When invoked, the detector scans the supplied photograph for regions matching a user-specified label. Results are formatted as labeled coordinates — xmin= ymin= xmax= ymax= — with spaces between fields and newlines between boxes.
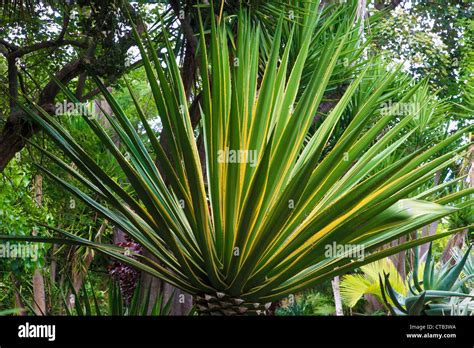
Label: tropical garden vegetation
xmin=0 ymin=0 xmax=472 ymax=317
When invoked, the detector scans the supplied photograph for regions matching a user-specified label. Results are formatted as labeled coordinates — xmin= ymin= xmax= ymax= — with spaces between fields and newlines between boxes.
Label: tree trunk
xmin=332 ymin=276 xmax=344 ymax=316
xmin=32 ymin=270 xmax=46 ymax=315
xmin=50 ymin=244 xmax=58 ymax=284
xmin=11 ymin=274 xmax=26 ymax=316
xmin=138 ymin=250 xmax=194 ymax=315
xmin=162 ymin=281 xmax=193 ymax=315
xmin=138 ymin=255 xmax=163 ymax=315
xmin=356 ymin=0 xmax=367 ymax=39
xmin=32 ymin=174 xmax=46 ymax=315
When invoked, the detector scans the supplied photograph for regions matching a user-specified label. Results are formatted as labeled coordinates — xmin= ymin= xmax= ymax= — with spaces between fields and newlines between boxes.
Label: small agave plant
xmin=380 ymin=244 xmax=474 ymax=315
xmin=1 ymin=1 xmax=472 ymax=315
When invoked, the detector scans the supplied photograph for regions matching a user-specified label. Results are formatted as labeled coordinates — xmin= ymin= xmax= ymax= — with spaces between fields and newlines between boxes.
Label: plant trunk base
xmin=195 ymin=292 xmax=271 ymax=316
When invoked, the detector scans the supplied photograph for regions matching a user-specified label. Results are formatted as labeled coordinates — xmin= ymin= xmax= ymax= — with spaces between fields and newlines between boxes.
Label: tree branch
xmin=0 ymin=38 xmax=18 ymax=51
xmin=169 ymin=0 xmax=198 ymax=97
xmin=0 ymin=6 xmax=148 ymax=172
xmin=10 ymin=40 xmax=87 ymax=59
xmin=7 ymin=57 xmax=18 ymax=110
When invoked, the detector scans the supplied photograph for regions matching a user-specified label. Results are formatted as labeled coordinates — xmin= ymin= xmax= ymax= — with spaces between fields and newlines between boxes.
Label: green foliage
xmin=63 ymin=278 xmax=176 ymax=316
xmin=0 ymin=308 xmax=22 ymax=315
xmin=452 ymin=247 xmax=474 ymax=281
xmin=0 ymin=156 xmax=52 ymax=272
xmin=276 ymin=291 xmax=336 ymax=316
xmin=380 ymin=243 xmax=474 ymax=315
xmin=371 ymin=2 xmax=474 ymax=98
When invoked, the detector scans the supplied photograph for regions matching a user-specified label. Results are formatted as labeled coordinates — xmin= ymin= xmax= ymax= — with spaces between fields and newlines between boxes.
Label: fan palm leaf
xmin=340 ymin=258 xmax=407 ymax=308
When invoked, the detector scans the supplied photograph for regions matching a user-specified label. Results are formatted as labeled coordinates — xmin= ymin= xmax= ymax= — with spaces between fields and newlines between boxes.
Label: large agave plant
xmin=2 ymin=1 xmax=472 ymax=315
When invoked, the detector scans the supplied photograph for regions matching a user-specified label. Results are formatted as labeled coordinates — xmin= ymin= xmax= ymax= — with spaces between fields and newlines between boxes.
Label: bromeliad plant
xmin=2 ymin=1 xmax=473 ymax=315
